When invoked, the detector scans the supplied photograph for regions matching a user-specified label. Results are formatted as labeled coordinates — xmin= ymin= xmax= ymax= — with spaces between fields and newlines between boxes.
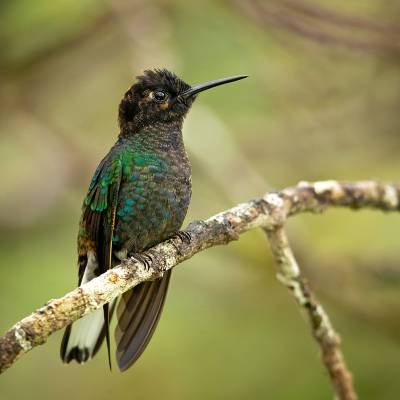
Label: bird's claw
xmin=170 ymin=231 xmax=191 ymax=256
xmin=174 ymin=231 xmax=191 ymax=244
xmin=130 ymin=252 xmax=154 ymax=271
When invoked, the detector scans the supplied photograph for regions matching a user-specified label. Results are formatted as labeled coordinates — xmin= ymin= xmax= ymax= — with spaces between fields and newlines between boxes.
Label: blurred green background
xmin=1 ymin=0 xmax=400 ymax=399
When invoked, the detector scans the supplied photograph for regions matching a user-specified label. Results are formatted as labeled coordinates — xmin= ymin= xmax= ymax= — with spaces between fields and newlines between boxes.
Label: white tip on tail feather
xmin=65 ymin=309 xmax=105 ymax=361
xmin=65 ymin=251 xmax=103 ymax=361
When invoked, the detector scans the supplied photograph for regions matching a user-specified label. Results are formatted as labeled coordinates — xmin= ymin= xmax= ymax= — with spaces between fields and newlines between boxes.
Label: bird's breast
xmin=113 ymin=150 xmax=191 ymax=254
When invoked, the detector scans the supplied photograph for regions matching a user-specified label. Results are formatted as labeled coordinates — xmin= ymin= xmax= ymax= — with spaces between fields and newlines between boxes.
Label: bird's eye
xmin=153 ymin=90 xmax=167 ymax=103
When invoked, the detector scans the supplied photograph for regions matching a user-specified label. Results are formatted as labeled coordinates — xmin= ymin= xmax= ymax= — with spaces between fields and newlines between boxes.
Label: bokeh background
xmin=1 ymin=0 xmax=400 ymax=399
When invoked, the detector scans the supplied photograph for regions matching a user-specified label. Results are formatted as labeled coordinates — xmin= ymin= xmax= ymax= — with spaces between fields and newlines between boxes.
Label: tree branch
xmin=235 ymin=0 xmax=400 ymax=55
xmin=1 ymin=181 xmax=399 ymax=398
xmin=265 ymin=225 xmax=357 ymax=400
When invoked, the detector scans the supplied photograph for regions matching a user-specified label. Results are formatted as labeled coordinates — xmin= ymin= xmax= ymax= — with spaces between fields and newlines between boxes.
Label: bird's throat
xmin=118 ymin=119 xmax=186 ymax=154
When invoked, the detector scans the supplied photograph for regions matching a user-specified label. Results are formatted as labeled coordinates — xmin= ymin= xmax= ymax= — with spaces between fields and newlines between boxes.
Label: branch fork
xmin=2 ymin=180 xmax=399 ymax=399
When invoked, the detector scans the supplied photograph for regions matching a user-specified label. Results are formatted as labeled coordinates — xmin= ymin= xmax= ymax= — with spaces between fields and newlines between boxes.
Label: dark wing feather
xmin=115 ymin=270 xmax=172 ymax=371
xmin=94 ymin=163 xmax=122 ymax=367
xmin=61 ymin=155 xmax=122 ymax=365
xmin=88 ymin=157 xmax=122 ymax=365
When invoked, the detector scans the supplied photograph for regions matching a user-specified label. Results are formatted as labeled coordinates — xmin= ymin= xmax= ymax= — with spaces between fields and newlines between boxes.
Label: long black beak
xmin=181 ymin=75 xmax=248 ymax=99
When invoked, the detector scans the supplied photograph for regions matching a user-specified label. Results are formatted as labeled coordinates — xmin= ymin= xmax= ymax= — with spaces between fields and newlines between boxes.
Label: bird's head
xmin=118 ymin=68 xmax=247 ymax=134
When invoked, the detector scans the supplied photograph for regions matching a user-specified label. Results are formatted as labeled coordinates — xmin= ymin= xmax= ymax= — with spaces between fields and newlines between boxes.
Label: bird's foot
xmin=130 ymin=252 xmax=154 ymax=271
xmin=173 ymin=231 xmax=192 ymax=244
xmin=170 ymin=231 xmax=191 ymax=255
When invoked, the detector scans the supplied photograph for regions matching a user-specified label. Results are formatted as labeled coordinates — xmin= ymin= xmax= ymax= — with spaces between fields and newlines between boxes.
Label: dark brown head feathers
xmin=118 ymin=69 xmax=193 ymax=135
xmin=134 ymin=69 xmax=191 ymax=96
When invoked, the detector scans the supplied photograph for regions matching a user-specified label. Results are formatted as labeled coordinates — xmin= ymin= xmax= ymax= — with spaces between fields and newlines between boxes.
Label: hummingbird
xmin=60 ymin=69 xmax=247 ymax=371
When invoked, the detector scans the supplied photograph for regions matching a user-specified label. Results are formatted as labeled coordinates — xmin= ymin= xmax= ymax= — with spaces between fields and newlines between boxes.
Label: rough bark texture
xmin=1 ymin=180 xmax=399 ymax=399
xmin=265 ymin=226 xmax=357 ymax=400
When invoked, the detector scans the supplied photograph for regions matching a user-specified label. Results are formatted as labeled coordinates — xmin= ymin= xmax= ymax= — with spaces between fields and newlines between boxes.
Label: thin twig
xmin=265 ymin=225 xmax=357 ymax=400
xmin=235 ymin=0 xmax=400 ymax=55
xmin=280 ymin=0 xmax=400 ymax=35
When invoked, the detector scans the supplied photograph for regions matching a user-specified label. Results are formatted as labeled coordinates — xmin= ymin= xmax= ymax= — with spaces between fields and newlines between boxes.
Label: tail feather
xmin=103 ymin=304 xmax=112 ymax=370
xmin=60 ymin=307 xmax=105 ymax=364
xmin=61 ymin=299 xmax=117 ymax=364
xmin=61 ymin=250 xmax=116 ymax=365
xmin=115 ymin=270 xmax=171 ymax=371
xmin=61 ymin=256 xmax=171 ymax=369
